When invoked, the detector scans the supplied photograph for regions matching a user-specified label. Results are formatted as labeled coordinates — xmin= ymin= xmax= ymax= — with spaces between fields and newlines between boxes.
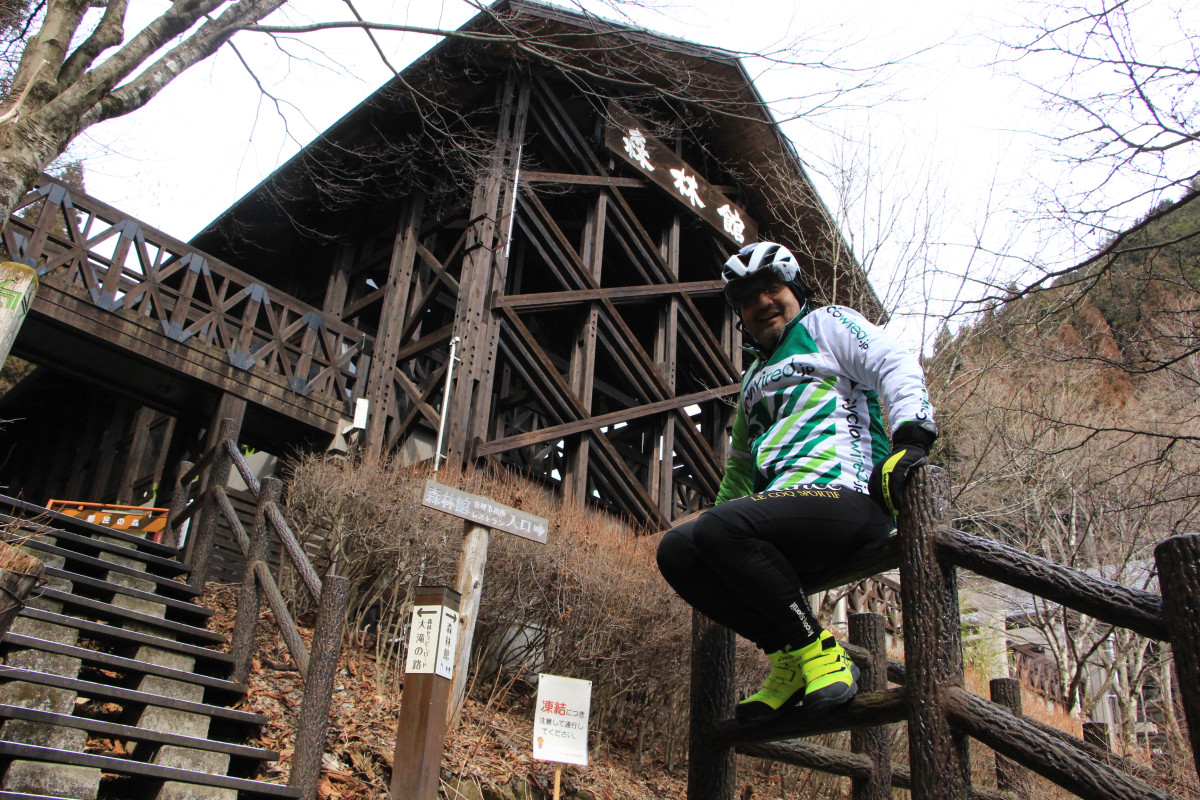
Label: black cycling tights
xmin=656 ymin=487 xmax=892 ymax=654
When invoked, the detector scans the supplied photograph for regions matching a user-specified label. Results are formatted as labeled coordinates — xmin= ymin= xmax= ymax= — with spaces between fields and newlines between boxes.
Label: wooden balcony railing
xmin=2 ymin=177 xmax=366 ymax=406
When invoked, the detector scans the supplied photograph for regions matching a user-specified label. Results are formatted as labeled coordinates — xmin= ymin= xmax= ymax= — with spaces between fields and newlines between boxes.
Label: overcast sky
xmin=64 ymin=0 xmax=1197 ymax=347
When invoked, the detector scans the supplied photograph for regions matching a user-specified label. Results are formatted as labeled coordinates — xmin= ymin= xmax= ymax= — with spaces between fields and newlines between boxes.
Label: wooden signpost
xmin=421 ymin=479 xmax=549 ymax=725
xmin=391 ymin=585 xmax=461 ymax=800
xmin=391 ymin=480 xmax=548 ymax=800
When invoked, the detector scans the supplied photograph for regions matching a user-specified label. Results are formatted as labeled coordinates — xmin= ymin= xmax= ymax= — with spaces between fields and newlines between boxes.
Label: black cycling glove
xmin=868 ymin=420 xmax=937 ymax=516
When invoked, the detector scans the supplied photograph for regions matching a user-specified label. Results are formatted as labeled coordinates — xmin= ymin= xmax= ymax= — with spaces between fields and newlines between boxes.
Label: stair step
xmin=17 ymin=608 xmax=233 ymax=671
xmin=0 ymin=705 xmax=277 ymax=761
xmin=0 ymin=494 xmax=178 ymax=558
xmin=2 ymin=634 xmax=245 ymax=697
xmin=0 ymin=667 xmax=267 ymax=727
xmin=0 ymin=792 xmax=81 ymax=800
xmin=35 ymin=589 xmax=225 ymax=645
xmin=0 ymin=742 xmax=301 ymax=799
xmin=0 ymin=514 xmax=187 ymax=577
xmin=0 ymin=497 xmax=303 ymax=800
xmin=41 ymin=568 xmax=212 ymax=623
xmin=8 ymin=540 xmax=195 ymax=599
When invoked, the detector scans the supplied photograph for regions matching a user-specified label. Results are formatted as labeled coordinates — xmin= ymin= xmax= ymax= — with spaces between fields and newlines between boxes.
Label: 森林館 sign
xmin=421 ymin=479 xmax=548 ymax=544
xmin=604 ymin=103 xmax=758 ymax=247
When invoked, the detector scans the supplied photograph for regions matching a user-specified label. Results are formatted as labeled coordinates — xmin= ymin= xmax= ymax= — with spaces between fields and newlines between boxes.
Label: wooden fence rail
xmin=690 ymin=465 xmax=1200 ymax=800
xmin=167 ymin=417 xmax=349 ymax=800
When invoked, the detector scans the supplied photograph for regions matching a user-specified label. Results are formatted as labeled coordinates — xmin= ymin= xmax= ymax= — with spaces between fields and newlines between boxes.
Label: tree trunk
xmin=0 ymin=114 xmax=79 ymax=226
xmin=0 ymin=543 xmax=45 ymax=637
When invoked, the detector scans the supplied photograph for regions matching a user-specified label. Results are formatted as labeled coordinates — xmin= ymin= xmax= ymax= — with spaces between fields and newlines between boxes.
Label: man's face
xmin=733 ymin=277 xmax=802 ymax=349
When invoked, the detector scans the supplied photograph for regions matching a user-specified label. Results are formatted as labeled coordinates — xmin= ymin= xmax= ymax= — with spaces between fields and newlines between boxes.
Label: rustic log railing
xmin=2 ymin=176 xmax=366 ymax=405
xmin=167 ymin=418 xmax=349 ymax=800
xmin=690 ymin=466 xmax=1200 ymax=800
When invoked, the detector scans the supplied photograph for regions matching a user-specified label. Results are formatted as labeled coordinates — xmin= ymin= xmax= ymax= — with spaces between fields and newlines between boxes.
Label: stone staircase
xmin=0 ymin=494 xmax=300 ymax=800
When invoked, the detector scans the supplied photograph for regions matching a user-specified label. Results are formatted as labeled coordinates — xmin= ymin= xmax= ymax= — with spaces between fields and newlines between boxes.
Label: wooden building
xmin=0 ymin=0 xmax=879 ymax=527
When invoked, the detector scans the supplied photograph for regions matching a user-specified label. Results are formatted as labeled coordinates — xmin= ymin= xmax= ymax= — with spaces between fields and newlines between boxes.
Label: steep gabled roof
xmin=193 ymin=0 xmax=882 ymax=318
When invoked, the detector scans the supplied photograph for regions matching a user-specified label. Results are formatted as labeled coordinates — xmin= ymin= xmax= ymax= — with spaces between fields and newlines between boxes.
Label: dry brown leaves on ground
xmin=202 ymin=583 xmax=696 ymax=800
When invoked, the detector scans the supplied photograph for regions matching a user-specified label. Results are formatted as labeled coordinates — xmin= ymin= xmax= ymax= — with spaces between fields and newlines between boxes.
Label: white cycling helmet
xmin=722 ymin=242 xmax=812 ymax=307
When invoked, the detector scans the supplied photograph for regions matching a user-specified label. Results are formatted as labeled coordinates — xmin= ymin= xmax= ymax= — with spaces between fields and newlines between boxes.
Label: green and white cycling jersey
xmin=715 ymin=305 xmax=934 ymax=502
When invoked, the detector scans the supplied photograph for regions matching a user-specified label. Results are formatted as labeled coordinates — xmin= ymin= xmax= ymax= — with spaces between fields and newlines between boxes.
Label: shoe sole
xmin=735 ymin=691 xmax=803 ymax=723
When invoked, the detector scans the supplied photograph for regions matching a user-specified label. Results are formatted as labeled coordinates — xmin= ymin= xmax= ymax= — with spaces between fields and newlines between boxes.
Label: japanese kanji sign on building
xmin=421 ymin=479 xmax=549 ymax=544
xmin=603 ymin=103 xmax=759 ymax=246
xmin=404 ymin=602 xmax=459 ymax=679
xmin=533 ymin=674 xmax=592 ymax=766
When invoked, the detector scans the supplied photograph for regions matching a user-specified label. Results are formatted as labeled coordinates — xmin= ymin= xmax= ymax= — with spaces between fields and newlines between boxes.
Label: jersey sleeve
xmin=714 ymin=395 xmax=755 ymax=504
xmin=815 ymin=306 xmax=935 ymax=434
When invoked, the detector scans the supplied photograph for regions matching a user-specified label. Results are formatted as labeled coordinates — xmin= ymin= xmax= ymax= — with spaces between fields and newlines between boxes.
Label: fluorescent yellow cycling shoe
xmin=735 ymin=648 xmax=805 ymax=723
xmin=795 ymin=630 xmax=858 ymax=713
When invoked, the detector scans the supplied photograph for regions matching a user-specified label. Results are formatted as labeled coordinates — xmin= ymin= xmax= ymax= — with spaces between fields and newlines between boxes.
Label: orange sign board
xmin=47 ymin=500 xmax=168 ymax=542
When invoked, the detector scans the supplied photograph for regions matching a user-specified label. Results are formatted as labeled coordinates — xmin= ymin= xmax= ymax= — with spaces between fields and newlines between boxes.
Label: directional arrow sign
xmin=405 ymin=604 xmax=459 ymax=679
xmin=422 ymin=479 xmax=548 ymax=544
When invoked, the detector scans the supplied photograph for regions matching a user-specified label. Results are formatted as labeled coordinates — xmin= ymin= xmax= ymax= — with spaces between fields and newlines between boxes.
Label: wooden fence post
xmin=1153 ymin=533 xmax=1200 ymax=780
xmin=850 ymin=611 xmax=891 ymax=800
xmin=185 ymin=418 xmax=238 ymax=590
xmin=688 ymin=610 xmax=736 ymax=800
xmin=990 ymin=677 xmax=1029 ymax=799
xmin=0 ymin=549 xmax=44 ymax=639
xmin=897 ymin=465 xmax=969 ymax=799
xmin=290 ymin=573 xmax=350 ymax=800
xmin=230 ymin=477 xmax=281 ymax=683
xmin=165 ymin=459 xmax=192 ymax=550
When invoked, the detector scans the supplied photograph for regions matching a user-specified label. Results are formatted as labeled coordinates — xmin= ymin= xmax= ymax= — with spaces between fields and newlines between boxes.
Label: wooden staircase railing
xmin=0 ymin=493 xmax=298 ymax=798
xmin=167 ymin=417 xmax=349 ymax=800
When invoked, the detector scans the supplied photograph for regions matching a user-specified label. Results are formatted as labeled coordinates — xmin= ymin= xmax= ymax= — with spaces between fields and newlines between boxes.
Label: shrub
xmin=282 ymin=451 xmax=724 ymax=764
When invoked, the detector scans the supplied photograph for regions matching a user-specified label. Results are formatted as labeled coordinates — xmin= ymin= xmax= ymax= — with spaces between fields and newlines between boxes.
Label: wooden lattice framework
xmin=1 ymin=0 xmax=880 ymax=526
xmin=187 ymin=0 xmax=880 ymax=526
xmin=1 ymin=182 xmax=365 ymax=434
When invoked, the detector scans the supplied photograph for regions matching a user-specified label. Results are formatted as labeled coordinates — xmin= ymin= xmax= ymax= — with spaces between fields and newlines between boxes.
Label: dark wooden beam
xmin=339 ymin=286 xmax=385 ymax=320
xmin=476 ymin=384 xmax=737 ymax=457
xmin=493 ymin=280 xmax=723 ymax=310
xmin=522 ymin=170 xmax=648 ymax=188
xmin=364 ymin=193 xmax=426 ymax=454
xmin=564 ymin=191 xmax=605 ymax=505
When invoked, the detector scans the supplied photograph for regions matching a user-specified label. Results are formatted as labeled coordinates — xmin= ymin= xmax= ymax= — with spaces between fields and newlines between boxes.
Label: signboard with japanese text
xmin=533 ymin=674 xmax=592 ymax=766
xmin=421 ymin=479 xmax=549 ymax=544
xmin=404 ymin=603 xmax=459 ymax=679
xmin=603 ymin=103 xmax=758 ymax=247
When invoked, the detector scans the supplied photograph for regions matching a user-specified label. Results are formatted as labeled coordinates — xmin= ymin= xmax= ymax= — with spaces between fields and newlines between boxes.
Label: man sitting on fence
xmin=657 ymin=242 xmax=936 ymax=722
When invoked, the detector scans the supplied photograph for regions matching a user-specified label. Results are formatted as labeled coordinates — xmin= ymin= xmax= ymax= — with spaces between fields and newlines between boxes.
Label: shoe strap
xmin=804 ymin=650 xmax=851 ymax=681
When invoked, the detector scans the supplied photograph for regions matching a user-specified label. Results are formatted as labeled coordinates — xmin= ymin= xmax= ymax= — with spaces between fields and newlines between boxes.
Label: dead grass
xmin=225 ymin=452 xmax=1200 ymax=799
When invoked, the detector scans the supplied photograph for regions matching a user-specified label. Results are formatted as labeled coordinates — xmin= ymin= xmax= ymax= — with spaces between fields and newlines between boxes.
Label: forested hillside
xmin=927 ymin=188 xmax=1200 ymax=740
